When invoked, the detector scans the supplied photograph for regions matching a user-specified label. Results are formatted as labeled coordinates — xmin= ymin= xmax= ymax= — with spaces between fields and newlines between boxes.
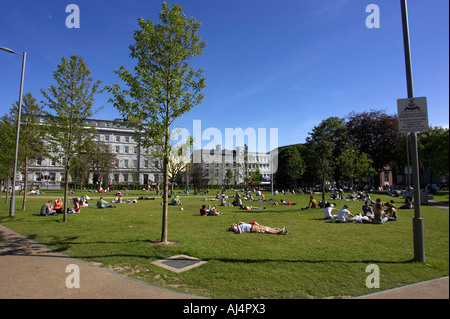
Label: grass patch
xmin=0 ymin=190 xmax=448 ymax=299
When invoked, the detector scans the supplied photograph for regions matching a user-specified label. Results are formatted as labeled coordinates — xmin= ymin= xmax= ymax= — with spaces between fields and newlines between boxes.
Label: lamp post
xmin=0 ymin=47 xmax=26 ymax=218
xmin=399 ymin=1 xmax=425 ymax=262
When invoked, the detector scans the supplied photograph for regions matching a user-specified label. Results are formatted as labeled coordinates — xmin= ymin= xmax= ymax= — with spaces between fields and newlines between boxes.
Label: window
xmin=115 ymin=146 xmax=120 ymax=153
xmin=123 ymin=159 xmax=128 ymax=168
xmin=105 ymin=135 xmax=109 ymax=142
xmin=125 ymin=136 xmax=129 ymax=143
xmin=116 ymin=136 xmax=120 ymax=142
xmin=124 ymin=146 xmax=129 ymax=154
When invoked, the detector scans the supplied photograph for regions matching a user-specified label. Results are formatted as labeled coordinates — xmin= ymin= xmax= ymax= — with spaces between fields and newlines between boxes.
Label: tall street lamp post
xmin=0 ymin=46 xmax=27 ymax=218
xmin=399 ymin=1 xmax=425 ymax=262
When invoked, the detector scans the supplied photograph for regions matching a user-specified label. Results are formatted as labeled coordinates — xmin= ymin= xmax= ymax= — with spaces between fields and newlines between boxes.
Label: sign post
xmin=399 ymin=0 xmax=426 ymax=262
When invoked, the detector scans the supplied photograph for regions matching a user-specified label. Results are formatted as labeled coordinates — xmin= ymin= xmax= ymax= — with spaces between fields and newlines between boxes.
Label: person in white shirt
xmin=228 ymin=221 xmax=288 ymax=235
xmin=323 ymin=202 xmax=339 ymax=220
xmin=336 ymin=205 xmax=356 ymax=223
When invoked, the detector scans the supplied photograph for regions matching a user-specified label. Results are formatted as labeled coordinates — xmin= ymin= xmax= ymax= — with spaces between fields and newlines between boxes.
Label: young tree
xmin=41 ymin=55 xmax=103 ymax=222
xmin=11 ymin=93 xmax=47 ymax=210
xmin=108 ymin=3 xmax=206 ymax=243
xmin=0 ymin=113 xmax=16 ymax=206
xmin=308 ymin=140 xmax=334 ymax=207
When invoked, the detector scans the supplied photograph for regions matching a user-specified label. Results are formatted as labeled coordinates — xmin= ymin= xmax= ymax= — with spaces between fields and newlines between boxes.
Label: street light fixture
xmin=0 ymin=46 xmax=27 ymax=217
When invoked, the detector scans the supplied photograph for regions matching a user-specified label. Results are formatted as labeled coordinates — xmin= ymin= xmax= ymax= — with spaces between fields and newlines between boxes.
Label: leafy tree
xmin=108 ymin=3 xmax=206 ymax=243
xmin=250 ymin=167 xmax=262 ymax=185
xmin=335 ymin=145 xmax=376 ymax=187
xmin=0 ymin=113 xmax=16 ymax=205
xmin=306 ymin=116 xmax=350 ymax=182
xmin=11 ymin=93 xmax=47 ymax=210
xmin=308 ymin=140 xmax=334 ymax=206
xmin=346 ymin=110 xmax=403 ymax=174
xmin=418 ymin=126 xmax=449 ymax=178
xmin=225 ymin=168 xmax=233 ymax=185
xmin=41 ymin=55 xmax=103 ymax=222
xmin=275 ymin=144 xmax=305 ymax=188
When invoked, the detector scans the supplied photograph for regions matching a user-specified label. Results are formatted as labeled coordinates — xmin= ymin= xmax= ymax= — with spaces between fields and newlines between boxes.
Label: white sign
xmin=397 ymin=97 xmax=428 ymax=133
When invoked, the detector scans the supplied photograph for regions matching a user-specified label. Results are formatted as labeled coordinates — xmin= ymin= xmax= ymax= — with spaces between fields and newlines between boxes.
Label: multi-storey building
xmin=25 ymin=118 xmax=162 ymax=189
xmin=21 ymin=119 xmax=274 ymax=189
xmin=191 ymin=144 xmax=272 ymax=185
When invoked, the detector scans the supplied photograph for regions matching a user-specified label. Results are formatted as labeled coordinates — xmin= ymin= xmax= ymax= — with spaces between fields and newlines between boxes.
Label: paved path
xmin=0 ymin=224 xmax=448 ymax=299
xmin=0 ymin=225 xmax=201 ymax=299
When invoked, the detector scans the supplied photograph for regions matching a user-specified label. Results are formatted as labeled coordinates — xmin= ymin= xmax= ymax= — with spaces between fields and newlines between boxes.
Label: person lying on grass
xmin=228 ymin=221 xmax=289 ymax=235
xmin=239 ymin=205 xmax=266 ymax=210
xmin=200 ymin=205 xmax=221 ymax=216
xmin=280 ymin=199 xmax=296 ymax=205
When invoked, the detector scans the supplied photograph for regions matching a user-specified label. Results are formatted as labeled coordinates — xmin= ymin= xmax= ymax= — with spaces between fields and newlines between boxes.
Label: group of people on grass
xmin=322 ymin=198 xmax=399 ymax=224
xmin=40 ymin=196 xmax=117 ymax=216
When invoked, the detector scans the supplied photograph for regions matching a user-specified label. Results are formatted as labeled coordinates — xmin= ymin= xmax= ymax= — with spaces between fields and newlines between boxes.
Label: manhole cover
xmin=151 ymin=255 xmax=207 ymax=273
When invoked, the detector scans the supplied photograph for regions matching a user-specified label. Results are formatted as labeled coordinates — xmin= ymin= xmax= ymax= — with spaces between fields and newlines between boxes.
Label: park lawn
xmin=0 ymin=190 xmax=448 ymax=299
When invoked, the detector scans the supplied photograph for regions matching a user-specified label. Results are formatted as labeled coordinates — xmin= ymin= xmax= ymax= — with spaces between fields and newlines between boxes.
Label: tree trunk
xmin=22 ymin=159 xmax=28 ymax=210
xmin=63 ymin=159 xmax=70 ymax=223
xmin=5 ymin=175 xmax=10 ymax=204
xmin=161 ymin=128 xmax=170 ymax=243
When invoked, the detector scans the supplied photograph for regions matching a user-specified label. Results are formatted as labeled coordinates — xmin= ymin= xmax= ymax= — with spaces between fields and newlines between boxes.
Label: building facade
xmin=191 ymin=144 xmax=272 ymax=185
xmin=21 ymin=118 xmax=274 ymax=189
xmin=24 ymin=118 xmax=162 ymax=189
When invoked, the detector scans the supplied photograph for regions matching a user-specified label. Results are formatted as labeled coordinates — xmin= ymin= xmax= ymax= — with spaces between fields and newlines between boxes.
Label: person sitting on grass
xmin=239 ymin=205 xmax=266 ymax=210
xmin=385 ymin=200 xmax=398 ymax=221
xmin=54 ymin=198 xmax=62 ymax=215
xmin=323 ymin=202 xmax=339 ymax=220
xmin=96 ymin=197 xmax=115 ymax=209
xmin=220 ymin=196 xmax=231 ymax=206
xmin=362 ymin=200 xmax=373 ymax=216
xmin=200 ymin=204 xmax=221 ymax=216
xmin=372 ymin=201 xmax=388 ymax=224
xmin=40 ymin=200 xmax=56 ymax=216
xmin=399 ymin=198 xmax=413 ymax=209
xmin=169 ymin=195 xmax=182 ymax=205
xmin=68 ymin=198 xmax=81 ymax=213
xmin=336 ymin=205 xmax=357 ymax=223
xmin=228 ymin=221 xmax=288 ymax=235
xmin=301 ymin=196 xmax=318 ymax=210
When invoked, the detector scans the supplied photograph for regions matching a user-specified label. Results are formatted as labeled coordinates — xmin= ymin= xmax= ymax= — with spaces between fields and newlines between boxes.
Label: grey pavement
xmin=0 ymin=223 xmax=448 ymax=300
xmin=0 ymin=224 xmax=201 ymax=299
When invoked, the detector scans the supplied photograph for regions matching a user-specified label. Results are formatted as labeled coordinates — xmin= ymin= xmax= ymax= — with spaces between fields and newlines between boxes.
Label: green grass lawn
xmin=0 ymin=189 xmax=448 ymax=299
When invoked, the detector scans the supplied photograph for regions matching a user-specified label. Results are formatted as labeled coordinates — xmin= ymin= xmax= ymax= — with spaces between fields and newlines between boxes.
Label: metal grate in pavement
xmin=151 ymin=255 xmax=207 ymax=273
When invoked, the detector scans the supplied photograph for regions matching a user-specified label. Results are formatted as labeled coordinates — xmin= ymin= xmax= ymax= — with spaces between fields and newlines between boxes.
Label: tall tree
xmin=108 ymin=3 xmax=206 ymax=243
xmin=41 ymin=55 xmax=103 ymax=222
xmin=418 ymin=126 xmax=449 ymax=178
xmin=275 ymin=144 xmax=305 ymax=188
xmin=0 ymin=113 xmax=16 ymax=204
xmin=308 ymin=140 xmax=334 ymax=207
xmin=11 ymin=93 xmax=47 ymax=210
xmin=346 ymin=110 xmax=403 ymax=173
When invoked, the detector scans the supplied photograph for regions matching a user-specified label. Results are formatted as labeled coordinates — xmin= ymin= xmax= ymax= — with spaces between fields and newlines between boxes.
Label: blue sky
xmin=1 ymin=0 xmax=448 ymax=152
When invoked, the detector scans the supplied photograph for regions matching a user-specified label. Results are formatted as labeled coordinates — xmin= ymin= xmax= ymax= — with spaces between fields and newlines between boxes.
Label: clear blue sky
xmin=1 ymin=0 xmax=448 ymax=152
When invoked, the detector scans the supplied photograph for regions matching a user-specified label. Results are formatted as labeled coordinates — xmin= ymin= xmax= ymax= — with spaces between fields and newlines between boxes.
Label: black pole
xmin=400 ymin=0 xmax=425 ymax=262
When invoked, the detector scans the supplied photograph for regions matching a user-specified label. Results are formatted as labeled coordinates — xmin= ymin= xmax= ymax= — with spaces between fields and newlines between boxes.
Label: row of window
xmin=96 ymin=134 xmax=133 ymax=143
xmin=114 ymin=159 xmax=160 ymax=169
